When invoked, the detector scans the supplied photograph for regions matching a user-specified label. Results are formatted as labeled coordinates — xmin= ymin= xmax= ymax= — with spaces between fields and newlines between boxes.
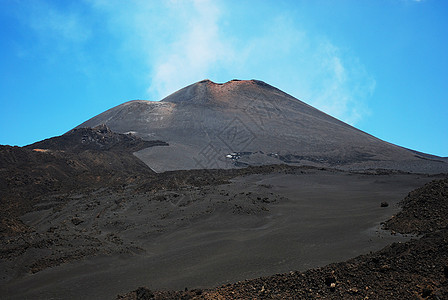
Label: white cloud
xmin=37 ymin=0 xmax=375 ymax=125
xmin=88 ymin=0 xmax=232 ymax=99
xmin=143 ymin=4 xmax=374 ymax=124
xmin=148 ymin=0 xmax=231 ymax=98
xmin=302 ymin=39 xmax=375 ymax=125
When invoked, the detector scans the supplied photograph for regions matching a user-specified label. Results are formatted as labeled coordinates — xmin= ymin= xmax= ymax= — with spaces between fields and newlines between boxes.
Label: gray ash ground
xmin=1 ymin=181 xmax=284 ymax=278
xmin=118 ymin=178 xmax=448 ymax=300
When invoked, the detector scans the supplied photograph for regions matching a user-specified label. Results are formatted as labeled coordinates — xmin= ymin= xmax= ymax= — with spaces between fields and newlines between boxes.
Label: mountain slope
xmin=77 ymin=79 xmax=447 ymax=173
xmin=0 ymin=126 xmax=167 ymax=236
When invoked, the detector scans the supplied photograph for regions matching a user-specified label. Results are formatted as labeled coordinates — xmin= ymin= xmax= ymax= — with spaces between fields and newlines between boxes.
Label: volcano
xmin=77 ymin=79 xmax=447 ymax=173
xmin=2 ymin=79 xmax=448 ymax=299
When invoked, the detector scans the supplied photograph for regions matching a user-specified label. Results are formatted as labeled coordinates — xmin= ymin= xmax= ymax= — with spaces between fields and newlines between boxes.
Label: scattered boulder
xmin=116 ymin=287 xmax=154 ymax=300
xmin=421 ymin=287 xmax=432 ymax=298
xmin=135 ymin=287 xmax=154 ymax=300
xmin=71 ymin=217 xmax=83 ymax=226
xmin=325 ymin=274 xmax=337 ymax=291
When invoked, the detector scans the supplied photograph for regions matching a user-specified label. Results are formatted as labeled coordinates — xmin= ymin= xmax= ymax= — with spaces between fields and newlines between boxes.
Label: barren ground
xmin=1 ymin=167 xmax=442 ymax=299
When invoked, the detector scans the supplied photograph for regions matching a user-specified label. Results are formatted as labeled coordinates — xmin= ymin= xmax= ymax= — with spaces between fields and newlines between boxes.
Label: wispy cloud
xmin=11 ymin=0 xmax=92 ymax=74
xmin=19 ymin=1 xmax=91 ymax=46
xmin=302 ymin=39 xmax=375 ymax=124
xmin=16 ymin=0 xmax=375 ymax=125
xmin=148 ymin=0 xmax=232 ymax=98
xmin=141 ymin=2 xmax=374 ymax=124
xmin=89 ymin=0 xmax=236 ymax=99
xmin=219 ymin=15 xmax=375 ymax=125
xmin=401 ymin=0 xmax=425 ymax=4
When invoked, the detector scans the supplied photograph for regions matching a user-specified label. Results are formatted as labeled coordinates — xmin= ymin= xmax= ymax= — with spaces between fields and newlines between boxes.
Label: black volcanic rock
xmin=26 ymin=124 xmax=168 ymax=153
xmin=76 ymin=79 xmax=448 ymax=173
xmin=384 ymin=178 xmax=448 ymax=234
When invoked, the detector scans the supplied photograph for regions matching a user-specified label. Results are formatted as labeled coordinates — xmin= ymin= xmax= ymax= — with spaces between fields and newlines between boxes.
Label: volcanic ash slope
xmin=77 ymin=79 xmax=448 ymax=173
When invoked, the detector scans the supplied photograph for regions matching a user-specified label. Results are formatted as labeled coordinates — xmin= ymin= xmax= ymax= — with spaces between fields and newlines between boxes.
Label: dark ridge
xmin=250 ymin=79 xmax=289 ymax=95
xmin=25 ymin=124 xmax=168 ymax=153
xmin=197 ymin=78 xmax=270 ymax=87
xmin=251 ymin=79 xmax=273 ymax=88
xmin=198 ymin=79 xmax=211 ymax=84
xmin=384 ymin=178 xmax=448 ymax=234
xmin=197 ymin=79 xmax=242 ymax=85
xmin=415 ymin=155 xmax=446 ymax=163
xmin=0 ymin=145 xmax=156 ymax=237
xmin=1 ymin=126 xmax=169 ymax=236
xmin=406 ymin=148 xmax=448 ymax=163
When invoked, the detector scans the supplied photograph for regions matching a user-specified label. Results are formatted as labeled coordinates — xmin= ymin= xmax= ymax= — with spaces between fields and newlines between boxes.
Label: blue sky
xmin=1 ymin=0 xmax=447 ymax=156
